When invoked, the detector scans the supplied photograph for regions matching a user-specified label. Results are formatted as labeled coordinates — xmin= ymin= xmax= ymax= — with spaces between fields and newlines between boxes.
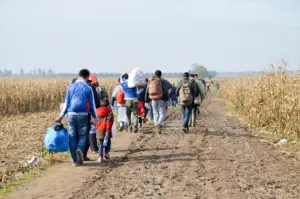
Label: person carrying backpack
xmin=146 ymin=70 xmax=169 ymax=134
xmin=55 ymin=69 xmax=98 ymax=167
xmin=194 ymin=74 xmax=206 ymax=115
xmin=94 ymin=85 xmax=114 ymax=163
xmin=198 ymin=77 xmax=207 ymax=96
xmin=120 ymin=73 xmax=139 ymax=133
xmin=189 ymin=74 xmax=205 ymax=127
xmin=176 ymin=72 xmax=195 ymax=133
xmin=112 ymin=77 xmax=128 ymax=132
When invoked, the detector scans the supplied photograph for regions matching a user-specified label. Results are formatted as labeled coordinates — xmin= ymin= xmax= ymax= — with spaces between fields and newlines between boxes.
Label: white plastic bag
xmin=128 ymin=67 xmax=146 ymax=88
xmin=112 ymin=123 xmax=117 ymax=137
xmin=89 ymin=124 xmax=96 ymax=134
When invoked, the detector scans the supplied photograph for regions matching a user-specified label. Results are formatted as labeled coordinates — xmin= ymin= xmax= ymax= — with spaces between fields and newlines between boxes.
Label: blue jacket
xmin=121 ymin=81 xmax=138 ymax=101
xmin=59 ymin=79 xmax=97 ymax=119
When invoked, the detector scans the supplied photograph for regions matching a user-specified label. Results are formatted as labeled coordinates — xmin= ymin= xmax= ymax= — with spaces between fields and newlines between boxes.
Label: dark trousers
xmin=190 ymin=104 xmax=199 ymax=126
xmin=89 ymin=134 xmax=98 ymax=152
xmin=83 ymin=115 xmax=91 ymax=158
xmin=98 ymin=139 xmax=111 ymax=157
xmin=83 ymin=115 xmax=98 ymax=158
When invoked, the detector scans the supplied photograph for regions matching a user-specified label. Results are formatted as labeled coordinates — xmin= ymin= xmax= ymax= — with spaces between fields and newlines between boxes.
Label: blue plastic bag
xmin=44 ymin=126 xmax=69 ymax=152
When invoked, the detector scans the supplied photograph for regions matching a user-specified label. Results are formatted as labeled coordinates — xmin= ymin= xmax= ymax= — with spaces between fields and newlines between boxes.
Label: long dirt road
xmin=7 ymin=93 xmax=300 ymax=199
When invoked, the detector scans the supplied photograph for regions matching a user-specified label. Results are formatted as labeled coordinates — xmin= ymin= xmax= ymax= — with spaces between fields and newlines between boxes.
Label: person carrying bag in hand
xmin=55 ymin=69 xmax=98 ymax=167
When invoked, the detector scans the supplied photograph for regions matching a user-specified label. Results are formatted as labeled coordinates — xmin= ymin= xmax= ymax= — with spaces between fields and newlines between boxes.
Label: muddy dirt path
xmin=7 ymin=93 xmax=300 ymax=199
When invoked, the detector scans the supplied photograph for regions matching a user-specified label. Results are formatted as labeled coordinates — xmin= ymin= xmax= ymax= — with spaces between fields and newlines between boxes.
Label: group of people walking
xmin=55 ymin=69 xmax=207 ymax=166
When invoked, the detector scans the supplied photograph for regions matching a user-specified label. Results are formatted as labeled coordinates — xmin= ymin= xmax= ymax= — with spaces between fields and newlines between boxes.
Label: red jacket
xmin=96 ymin=106 xmax=114 ymax=139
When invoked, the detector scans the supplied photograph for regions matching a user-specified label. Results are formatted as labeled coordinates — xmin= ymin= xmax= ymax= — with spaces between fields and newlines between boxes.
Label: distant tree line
xmin=0 ymin=69 xmax=13 ymax=77
xmin=0 ymin=65 xmax=218 ymax=78
xmin=190 ymin=63 xmax=217 ymax=78
xmin=0 ymin=68 xmax=188 ymax=78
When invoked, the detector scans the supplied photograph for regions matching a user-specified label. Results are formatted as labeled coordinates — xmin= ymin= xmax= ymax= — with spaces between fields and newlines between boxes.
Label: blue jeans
xmin=181 ymin=106 xmax=192 ymax=128
xmin=152 ymin=100 xmax=167 ymax=126
xmin=98 ymin=139 xmax=111 ymax=157
xmin=68 ymin=115 xmax=89 ymax=163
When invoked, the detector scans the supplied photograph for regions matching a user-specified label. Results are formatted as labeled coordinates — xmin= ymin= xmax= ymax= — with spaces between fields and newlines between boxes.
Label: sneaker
xmin=182 ymin=128 xmax=189 ymax=133
xmin=119 ymin=125 xmax=124 ymax=132
xmin=134 ymin=128 xmax=138 ymax=133
xmin=76 ymin=149 xmax=84 ymax=165
xmin=98 ymin=156 xmax=103 ymax=163
xmin=156 ymin=125 xmax=161 ymax=134
xmin=83 ymin=157 xmax=91 ymax=161
xmin=104 ymin=153 xmax=110 ymax=160
xmin=143 ymin=118 xmax=148 ymax=124
xmin=72 ymin=162 xmax=80 ymax=167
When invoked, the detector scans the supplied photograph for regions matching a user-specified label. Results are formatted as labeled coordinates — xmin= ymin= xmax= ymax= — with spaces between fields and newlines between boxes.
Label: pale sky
xmin=0 ymin=0 xmax=299 ymax=73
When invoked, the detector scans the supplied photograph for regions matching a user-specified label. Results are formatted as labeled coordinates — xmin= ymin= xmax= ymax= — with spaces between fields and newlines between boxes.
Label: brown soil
xmin=6 ymin=93 xmax=300 ymax=199
xmin=0 ymin=111 xmax=58 ymax=187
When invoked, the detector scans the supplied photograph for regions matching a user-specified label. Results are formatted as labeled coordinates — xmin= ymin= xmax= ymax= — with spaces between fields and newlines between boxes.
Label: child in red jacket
xmin=138 ymin=101 xmax=145 ymax=128
xmin=95 ymin=86 xmax=114 ymax=163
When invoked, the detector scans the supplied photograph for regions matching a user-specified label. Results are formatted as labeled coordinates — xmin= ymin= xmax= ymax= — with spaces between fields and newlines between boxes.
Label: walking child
xmin=95 ymin=86 xmax=114 ymax=163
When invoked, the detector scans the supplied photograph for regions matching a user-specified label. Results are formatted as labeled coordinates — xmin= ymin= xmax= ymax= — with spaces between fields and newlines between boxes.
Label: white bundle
xmin=128 ymin=67 xmax=146 ymax=88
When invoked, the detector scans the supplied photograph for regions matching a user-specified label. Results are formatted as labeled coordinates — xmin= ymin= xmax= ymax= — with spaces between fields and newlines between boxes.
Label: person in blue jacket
xmin=120 ymin=73 xmax=139 ymax=133
xmin=55 ymin=69 xmax=98 ymax=167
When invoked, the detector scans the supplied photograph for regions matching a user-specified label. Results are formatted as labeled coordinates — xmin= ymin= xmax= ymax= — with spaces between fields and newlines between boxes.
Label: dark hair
xmin=118 ymin=78 xmax=120 ymax=83
xmin=87 ymin=80 xmax=92 ymax=86
xmin=155 ymin=70 xmax=162 ymax=78
xmin=123 ymin=73 xmax=129 ymax=80
xmin=190 ymin=74 xmax=195 ymax=78
xmin=183 ymin=72 xmax=189 ymax=78
xmin=145 ymin=78 xmax=149 ymax=82
xmin=71 ymin=78 xmax=78 ymax=83
xmin=78 ymin=69 xmax=90 ymax=79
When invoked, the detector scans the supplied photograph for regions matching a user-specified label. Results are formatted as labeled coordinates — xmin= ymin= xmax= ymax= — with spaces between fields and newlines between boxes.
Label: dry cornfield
xmin=0 ymin=77 xmax=116 ymax=188
xmin=0 ymin=77 xmax=116 ymax=116
xmin=218 ymin=66 xmax=300 ymax=140
xmin=0 ymin=76 xmax=178 ymax=188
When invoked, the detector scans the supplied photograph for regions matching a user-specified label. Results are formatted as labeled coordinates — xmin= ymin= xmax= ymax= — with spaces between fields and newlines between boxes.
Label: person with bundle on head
xmin=120 ymin=73 xmax=139 ymax=133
